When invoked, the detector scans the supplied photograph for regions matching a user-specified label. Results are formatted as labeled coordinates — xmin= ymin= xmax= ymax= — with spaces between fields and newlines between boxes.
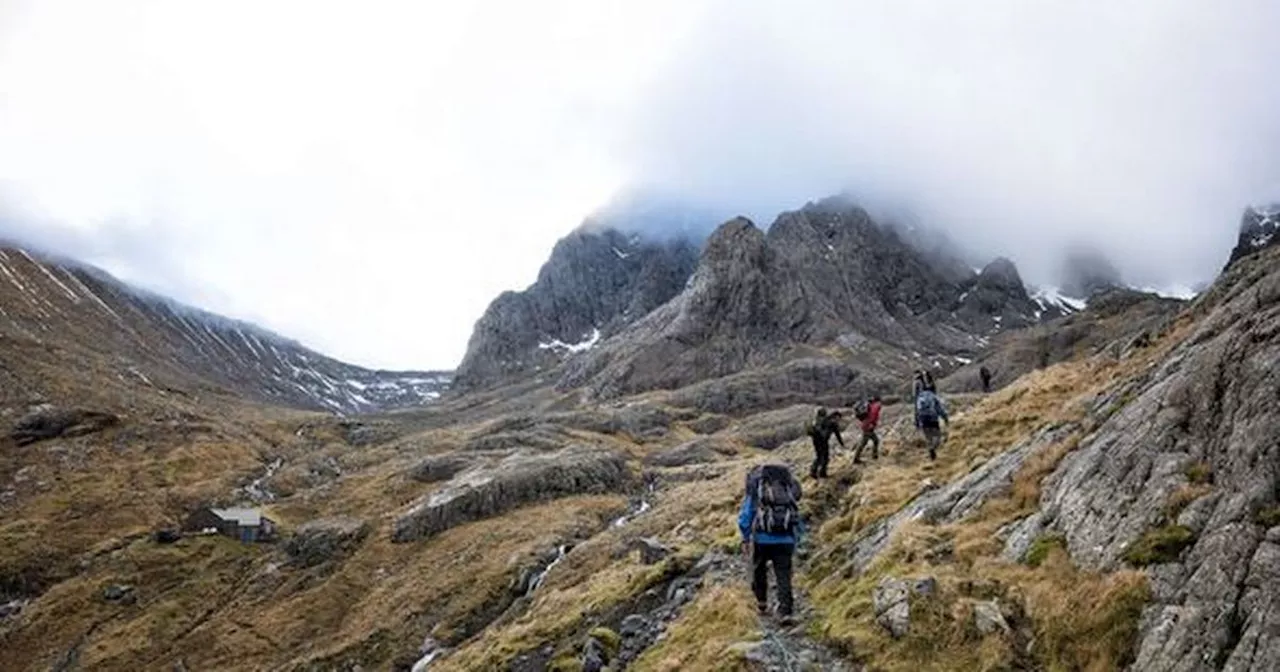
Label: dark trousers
xmin=810 ymin=438 xmax=830 ymax=478
xmin=751 ymin=542 xmax=794 ymax=615
xmin=854 ymin=430 xmax=880 ymax=460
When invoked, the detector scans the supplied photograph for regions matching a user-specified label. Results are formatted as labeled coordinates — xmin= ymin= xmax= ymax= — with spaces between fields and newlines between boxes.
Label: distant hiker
xmin=739 ymin=463 xmax=803 ymax=623
xmin=979 ymin=365 xmax=993 ymax=393
xmin=852 ymin=395 xmax=882 ymax=464
xmin=805 ymin=408 xmax=845 ymax=479
xmin=912 ymin=368 xmax=937 ymax=399
xmin=915 ymin=389 xmax=949 ymax=460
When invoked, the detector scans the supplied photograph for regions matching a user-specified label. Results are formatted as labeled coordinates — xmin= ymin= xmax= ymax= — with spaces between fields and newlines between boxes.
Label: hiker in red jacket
xmin=852 ymin=395 xmax=882 ymax=464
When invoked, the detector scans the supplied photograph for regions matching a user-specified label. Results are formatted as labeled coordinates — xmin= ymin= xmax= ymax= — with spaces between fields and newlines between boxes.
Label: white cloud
xmin=1 ymin=0 xmax=1278 ymax=369
xmin=0 ymin=0 xmax=700 ymax=369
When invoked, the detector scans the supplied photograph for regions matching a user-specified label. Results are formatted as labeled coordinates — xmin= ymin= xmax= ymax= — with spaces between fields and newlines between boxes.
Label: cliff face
xmin=1005 ymin=246 xmax=1280 ymax=670
xmin=452 ymin=227 xmax=699 ymax=390
xmin=1225 ymin=204 xmax=1280 ymax=270
xmin=559 ymin=202 xmax=1055 ymax=400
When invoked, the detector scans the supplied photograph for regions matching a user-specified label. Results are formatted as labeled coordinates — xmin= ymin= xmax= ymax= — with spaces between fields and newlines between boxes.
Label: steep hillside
xmin=1225 ymin=204 xmax=1280 ymax=269
xmin=559 ymin=201 xmax=1066 ymax=403
xmin=454 ymin=227 xmax=699 ymax=391
xmin=0 ymin=246 xmax=449 ymax=414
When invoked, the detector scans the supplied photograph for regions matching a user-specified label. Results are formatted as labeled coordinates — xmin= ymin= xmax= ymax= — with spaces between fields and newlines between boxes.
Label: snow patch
xmin=1137 ymin=284 xmax=1200 ymax=300
xmin=1032 ymin=286 xmax=1086 ymax=312
xmin=612 ymin=246 xmax=630 ymax=260
xmin=538 ymin=327 xmax=601 ymax=354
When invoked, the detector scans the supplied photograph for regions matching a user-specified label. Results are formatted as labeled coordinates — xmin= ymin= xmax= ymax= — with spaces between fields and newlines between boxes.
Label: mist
xmin=610 ymin=0 xmax=1280 ymax=290
xmin=1 ymin=1 xmax=1278 ymax=369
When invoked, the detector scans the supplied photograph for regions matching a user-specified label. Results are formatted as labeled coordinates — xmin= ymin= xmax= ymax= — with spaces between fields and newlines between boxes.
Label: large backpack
xmin=854 ymin=400 xmax=870 ymax=421
xmin=751 ymin=464 xmax=800 ymax=536
xmin=804 ymin=409 xmax=826 ymax=439
xmin=916 ymin=390 xmax=940 ymax=423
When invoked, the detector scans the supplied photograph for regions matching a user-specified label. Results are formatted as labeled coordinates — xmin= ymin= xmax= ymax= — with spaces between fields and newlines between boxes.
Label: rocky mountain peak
xmin=1225 ymin=204 xmax=1280 ymax=269
xmin=976 ymin=257 xmax=1024 ymax=292
xmin=453 ymin=223 xmax=700 ymax=390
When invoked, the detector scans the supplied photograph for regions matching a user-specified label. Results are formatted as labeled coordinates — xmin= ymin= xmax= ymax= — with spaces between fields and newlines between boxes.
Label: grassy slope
xmin=0 ymin=299 xmax=1200 ymax=671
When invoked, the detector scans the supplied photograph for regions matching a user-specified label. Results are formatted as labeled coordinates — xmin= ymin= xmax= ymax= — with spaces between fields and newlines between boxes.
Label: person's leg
xmin=812 ymin=441 xmax=829 ymax=478
xmin=751 ymin=542 xmax=769 ymax=613
xmin=772 ymin=545 xmax=795 ymax=617
xmin=853 ymin=431 xmax=869 ymax=463
xmin=925 ymin=427 xmax=940 ymax=459
xmin=871 ymin=430 xmax=881 ymax=459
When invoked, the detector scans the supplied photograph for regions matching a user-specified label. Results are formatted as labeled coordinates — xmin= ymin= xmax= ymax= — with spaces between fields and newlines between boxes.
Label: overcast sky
xmin=2 ymin=0 xmax=1278 ymax=370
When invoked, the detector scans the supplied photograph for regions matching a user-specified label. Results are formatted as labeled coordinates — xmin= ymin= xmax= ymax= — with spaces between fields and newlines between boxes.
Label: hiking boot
xmin=929 ymin=448 xmax=937 ymax=460
xmin=757 ymin=602 xmax=769 ymax=616
xmin=778 ymin=613 xmax=797 ymax=626
xmin=852 ymin=458 xmax=863 ymax=465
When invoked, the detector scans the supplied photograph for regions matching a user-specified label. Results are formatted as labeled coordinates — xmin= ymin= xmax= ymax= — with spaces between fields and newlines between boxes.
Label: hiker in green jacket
xmin=806 ymin=408 xmax=845 ymax=479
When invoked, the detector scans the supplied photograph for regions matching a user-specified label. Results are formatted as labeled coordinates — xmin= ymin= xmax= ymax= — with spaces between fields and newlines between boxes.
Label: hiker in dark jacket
xmin=807 ymin=408 xmax=845 ymax=479
xmin=738 ymin=464 xmax=805 ymax=623
xmin=852 ymin=395 xmax=883 ymax=464
xmin=912 ymin=369 xmax=937 ymax=427
xmin=979 ymin=365 xmax=994 ymax=393
xmin=915 ymin=389 xmax=949 ymax=460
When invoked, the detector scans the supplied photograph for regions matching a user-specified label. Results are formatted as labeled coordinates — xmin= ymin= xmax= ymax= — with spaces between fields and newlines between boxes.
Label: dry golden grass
xmin=629 ymin=583 xmax=760 ymax=672
xmin=802 ymin=320 xmax=1196 ymax=671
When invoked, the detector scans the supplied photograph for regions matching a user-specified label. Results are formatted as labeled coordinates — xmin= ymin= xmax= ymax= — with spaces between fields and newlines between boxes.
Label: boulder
xmin=630 ymin=537 xmax=672 ymax=565
xmin=102 ymin=584 xmax=135 ymax=604
xmin=284 ymin=517 xmax=370 ymax=567
xmin=973 ymin=600 xmax=1010 ymax=635
xmin=873 ymin=577 xmax=912 ymax=639
xmin=407 ymin=455 xmax=472 ymax=483
xmin=392 ymin=446 xmax=630 ymax=543
xmin=12 ymin=406 xmax=119 ymax=446
xmin=152 ymin=529 xmax=181 ymax=544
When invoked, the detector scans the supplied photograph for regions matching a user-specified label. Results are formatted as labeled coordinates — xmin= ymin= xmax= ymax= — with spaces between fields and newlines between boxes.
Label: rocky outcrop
xmin=664 ymin=357 xmax=893 ymax=416
xmin=941 ymin=288 xmax=1186 ymax=394
xmin=407 ymin=455 xmax=474 ymax=483
xmin=643 ymin=438 xmax=736 ymax=467
xmin=284 ymin=517 xmax=371 ymax=568
xmin=559 ymin=202 xmax=1054 ymax=401
xmin=11 ymin=406 xmax=119 ymax=446
xmin=827 ymin=423 xmax=1079 ymax=576
xmin=391 ymin=446 xmax=631 ymax=543
xmin=453 ymin=227 xmax=699 ymax=390
xmin=1008 ymin=246 xmax=1280 ymax=670
xmin=873 ymin=576 xmax=937 ymax=639
xmin=1224 ymin=204 xmax=1280 ymax=270
xmin=953 ymin=258 xmax=1048 ymax=332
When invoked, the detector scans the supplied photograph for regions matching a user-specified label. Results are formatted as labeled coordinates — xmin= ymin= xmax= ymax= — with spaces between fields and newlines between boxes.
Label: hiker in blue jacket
xmin=738 ymin=464 xmax=805 ymax=623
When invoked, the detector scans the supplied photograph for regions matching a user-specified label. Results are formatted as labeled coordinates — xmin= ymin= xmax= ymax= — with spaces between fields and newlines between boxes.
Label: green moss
xmin=1254 ymin=506 xmax=1280 ymax=529
xmin=1183 ymin=461 xmax=1213 ymax=485
xmin=1123 ymin=525 xmax=1195 ymax=566
xmin=588 ymin=627 xmax=621 ymax=657
xmin=1025 ymin=534 xmax=1067 ymax=568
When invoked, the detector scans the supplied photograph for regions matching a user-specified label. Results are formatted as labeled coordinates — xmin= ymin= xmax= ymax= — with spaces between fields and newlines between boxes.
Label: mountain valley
xmin=2 ymin=200 xmax=1277 ymax=672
